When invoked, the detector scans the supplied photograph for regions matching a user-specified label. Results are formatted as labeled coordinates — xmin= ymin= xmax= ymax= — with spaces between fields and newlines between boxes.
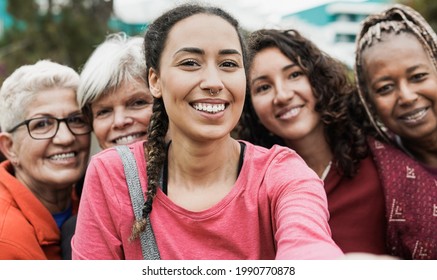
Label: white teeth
xmin=402 ymin=108 xmax=427 ymax=121
xmin=115 ymin=134 xmax=141 ymax=145
xmin=279 ymin=107 xmax=301 ymax=119
xmin=50 ymin=152 xmax=75 ymax=160
xmin=193 ymin=103 xmax=226 ymax=114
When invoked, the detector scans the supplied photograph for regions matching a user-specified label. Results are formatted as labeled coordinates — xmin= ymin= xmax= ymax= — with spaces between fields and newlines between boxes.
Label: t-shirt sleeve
xmin=71 ymin=153 xmax=125 ymax=260
xmin=267 ymin=150 xmax=344 ymax=260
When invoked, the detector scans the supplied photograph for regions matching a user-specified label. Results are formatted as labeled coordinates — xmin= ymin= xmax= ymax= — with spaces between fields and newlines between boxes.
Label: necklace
xmin=320 ymin=161 xmax=332 ymax=181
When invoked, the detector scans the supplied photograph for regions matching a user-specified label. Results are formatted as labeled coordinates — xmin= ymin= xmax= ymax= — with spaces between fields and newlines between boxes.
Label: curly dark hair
xmin=237 ymin=29 xmax=368 ymax=178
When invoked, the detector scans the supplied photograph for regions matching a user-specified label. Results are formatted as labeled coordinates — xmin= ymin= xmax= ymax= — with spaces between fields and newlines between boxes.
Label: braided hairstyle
xmin=130 ymin=3 xmax=248 ymax=239
xmin=237 ymin=29 xmax=368 ymax=178
xmin=354 ymin=3 xmax=437 ymax=143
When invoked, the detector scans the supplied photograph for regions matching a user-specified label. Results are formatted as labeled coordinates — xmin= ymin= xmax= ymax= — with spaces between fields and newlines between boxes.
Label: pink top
xmin=72 ymin=141 xmax=343 ymax=260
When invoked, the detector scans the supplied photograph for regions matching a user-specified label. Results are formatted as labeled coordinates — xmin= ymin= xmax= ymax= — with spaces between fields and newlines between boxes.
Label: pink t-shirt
xmin=72 ymin=141 xmax=343 ymax=260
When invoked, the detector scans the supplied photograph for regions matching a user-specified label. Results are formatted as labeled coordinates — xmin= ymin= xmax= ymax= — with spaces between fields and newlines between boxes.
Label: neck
xmin=168 ymin=137 xmax=241 ymax=189
xmin=400 ymin=135 xmax=437 ymax=168
xmin=15 ymin=171 xmax=72 ymax=213
xmin=284 ymin=133 xmax=333 ymax=178
xmin=165 ymin=137 xmax=242 ymax=211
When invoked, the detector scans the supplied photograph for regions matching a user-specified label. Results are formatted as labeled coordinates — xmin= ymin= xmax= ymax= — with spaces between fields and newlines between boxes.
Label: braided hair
xmin=130 ymin=3 xmax=248 ymax=239
xmin=237 ymin=29 xmax=367 ymax=178
xmin=354 ymin=3 xmax=437 ymax=143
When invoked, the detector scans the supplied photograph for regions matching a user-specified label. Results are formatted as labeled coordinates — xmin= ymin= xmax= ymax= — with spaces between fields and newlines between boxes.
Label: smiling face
xmin=362 ymin=32 xmax=437 ymax=142
xmin=148 ymin=13 xmax=246 ymax=143
xmin=249 ymin=47 xmax=323 ymax=144
xmin=10 ymin=88 xmax=90 ymax=190
xmin=91 ymin=79 xmax=153 ymax=149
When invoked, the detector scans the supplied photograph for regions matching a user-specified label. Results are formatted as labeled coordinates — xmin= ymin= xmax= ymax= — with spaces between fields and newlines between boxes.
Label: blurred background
xmin=0 ymin=0 xmax=435 ymax=84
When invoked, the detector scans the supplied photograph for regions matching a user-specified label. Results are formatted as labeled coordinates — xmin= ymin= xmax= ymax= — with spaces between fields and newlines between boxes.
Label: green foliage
xmin=0 ymin=0 xmax=115 ymax=83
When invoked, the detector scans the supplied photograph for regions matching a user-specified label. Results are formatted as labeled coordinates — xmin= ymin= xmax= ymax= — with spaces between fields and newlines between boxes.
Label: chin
xmin=48 ymin=171 xmax=84 ymax=187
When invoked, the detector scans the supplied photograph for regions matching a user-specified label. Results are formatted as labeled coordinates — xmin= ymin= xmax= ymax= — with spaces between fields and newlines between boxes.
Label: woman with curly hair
xmin=237 ymin=29 xmax=389 ymax=255
xmin=354 ymin=4 xmax=437 ymax=259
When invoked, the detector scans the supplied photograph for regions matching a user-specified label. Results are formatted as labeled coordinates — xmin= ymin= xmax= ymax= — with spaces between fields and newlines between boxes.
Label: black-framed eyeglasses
xmin=7 ymin=114 xmax=92 ymax=140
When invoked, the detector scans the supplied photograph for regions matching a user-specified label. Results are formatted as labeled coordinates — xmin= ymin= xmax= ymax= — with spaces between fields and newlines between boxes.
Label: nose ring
xmin=210 ymin=89 xmax=221 ymax=96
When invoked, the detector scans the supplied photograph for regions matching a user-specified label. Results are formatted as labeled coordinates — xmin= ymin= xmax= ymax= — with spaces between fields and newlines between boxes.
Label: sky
xmin=113 ymin=0 xmax=362 ymax=30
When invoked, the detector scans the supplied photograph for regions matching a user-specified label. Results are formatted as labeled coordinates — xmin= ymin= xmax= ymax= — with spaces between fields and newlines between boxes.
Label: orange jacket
xmin=0 ymin=160 xmax=77 ymax=259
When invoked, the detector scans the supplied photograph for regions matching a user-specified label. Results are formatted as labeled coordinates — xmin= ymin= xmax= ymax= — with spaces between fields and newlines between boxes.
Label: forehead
xmin=26 ymin=88 xmax=78 ymax=116
xmin=164 ymin=13 xmax=241 ymax=52
xmin=251 ymin=48 xmax=291 ymax=72
xmin=362 ymin=31 xmax=430 ymax=65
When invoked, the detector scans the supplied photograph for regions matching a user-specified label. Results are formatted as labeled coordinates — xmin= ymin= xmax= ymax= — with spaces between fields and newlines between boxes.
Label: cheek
xmin=140 ymin=108 xmax=153 ymax=125
xmin=251 ymin=95 xmax=267 ymax=111
xmin=229 ymin=72 xmax=247 ymax=96
xmin=78 ymin=134 xmax=91 ymax=148
xmin=252 ymin=97 xmax=273 ymax=123
xmin=372 ymin=97 xmax=395 ymax=119
xmin=19 ymin=140 xmax=46 ymax=162
xmin=92 ymin=120 xmax=110 ymax=141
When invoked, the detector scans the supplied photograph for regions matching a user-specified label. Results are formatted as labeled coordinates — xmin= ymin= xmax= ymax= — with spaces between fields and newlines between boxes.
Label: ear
xmin=148 ymin=67 xmax=162 ymax=98
xmin=0 ymin=132 xmax=19 ymax=164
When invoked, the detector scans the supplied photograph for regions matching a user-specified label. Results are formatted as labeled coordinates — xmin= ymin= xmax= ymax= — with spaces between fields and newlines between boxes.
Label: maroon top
xmin=369 ymin=138 xmax=437 ymax=259
xmin=324 ymin=155 xmax=388 ymax=254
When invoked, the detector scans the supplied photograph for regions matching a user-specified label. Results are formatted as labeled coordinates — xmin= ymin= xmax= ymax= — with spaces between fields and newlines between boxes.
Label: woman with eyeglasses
xmin=0 ymin=60 xmax=91 ymax=259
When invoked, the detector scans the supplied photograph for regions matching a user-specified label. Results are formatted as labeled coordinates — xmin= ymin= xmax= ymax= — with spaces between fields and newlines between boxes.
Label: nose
xmin=273 ymin=82 xmax=294 ymax=105
xmin=52 ymin=122 xmax=75 ymax=145
xmin=398 ymin=81 xmax=418 ymax=106
xmin=112 ymin=108 xmax=133 ymax=129
xmin=200 ymin=65 xmax=224 ymax=94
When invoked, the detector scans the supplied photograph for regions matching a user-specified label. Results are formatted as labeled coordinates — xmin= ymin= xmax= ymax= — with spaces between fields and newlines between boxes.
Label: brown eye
xmin=375 ymin=84 xmax=393 ymax=96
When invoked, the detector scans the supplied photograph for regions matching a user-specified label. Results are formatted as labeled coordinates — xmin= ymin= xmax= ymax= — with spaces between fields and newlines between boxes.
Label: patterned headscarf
xmin=354 ymin=4 xmax=437 ymax=143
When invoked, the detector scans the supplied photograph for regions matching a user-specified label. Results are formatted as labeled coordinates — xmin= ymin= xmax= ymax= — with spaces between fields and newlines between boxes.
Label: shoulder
xmin=83 ymin=141 xmax=147 ymax=202
xmin=89 ymin=141 xmax=146 ymax=169
xmin=241 ymin=141 xmax=320 ymax=188
xmin=0 ymin=196 xmax=43 ymax=259
xmin=242 ymin=141 xmax=298 ymax=162
xmin=368 ymin=137 xmax=426 ymax=170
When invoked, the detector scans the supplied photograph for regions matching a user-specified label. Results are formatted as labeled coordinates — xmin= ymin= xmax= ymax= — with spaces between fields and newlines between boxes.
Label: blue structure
xmin=285 ymin=0 xmax=389 ymax=26
xmin=279 ymin=0 xmax=393 ymax=67
xmin=0 ymin=0 xmax=13 ymax=38
xmin=108 ymin=17 xmax=148 ymax=36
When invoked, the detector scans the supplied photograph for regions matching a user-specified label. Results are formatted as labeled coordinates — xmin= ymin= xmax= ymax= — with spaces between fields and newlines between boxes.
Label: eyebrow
xmin=406 ymin=64 xmax=425 ymax=74
xmin=174 ymin=47 xmax=242 ymax=57
xmin=251 ymin=63 xmax=297 ymax=85
xmin=371 ymin=64 xmax=427 ymax=85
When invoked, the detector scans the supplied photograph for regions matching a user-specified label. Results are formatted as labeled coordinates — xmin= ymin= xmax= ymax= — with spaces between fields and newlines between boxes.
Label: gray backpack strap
xmin=115 ymin=145 xmax=161 ymax=260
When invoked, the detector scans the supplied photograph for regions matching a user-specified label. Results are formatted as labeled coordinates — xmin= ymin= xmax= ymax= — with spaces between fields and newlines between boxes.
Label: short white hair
xmin=77 ymin=32 xmax=147 ymax=109
xmin=0 ymin=60 xmax=80 ymax=132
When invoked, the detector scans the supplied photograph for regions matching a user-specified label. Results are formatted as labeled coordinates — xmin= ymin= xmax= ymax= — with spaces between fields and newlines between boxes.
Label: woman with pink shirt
xmin=71 ymin=3 xmax=343 ymax=260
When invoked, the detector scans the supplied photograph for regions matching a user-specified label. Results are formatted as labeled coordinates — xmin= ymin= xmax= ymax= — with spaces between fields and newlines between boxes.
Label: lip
xmin=111 ymin=131 xmax=147 ymax=145
xmin=397 ymin=106 xmax=429 ymax=125
xmin=275 ymin=104 xmax=304 ymax=120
